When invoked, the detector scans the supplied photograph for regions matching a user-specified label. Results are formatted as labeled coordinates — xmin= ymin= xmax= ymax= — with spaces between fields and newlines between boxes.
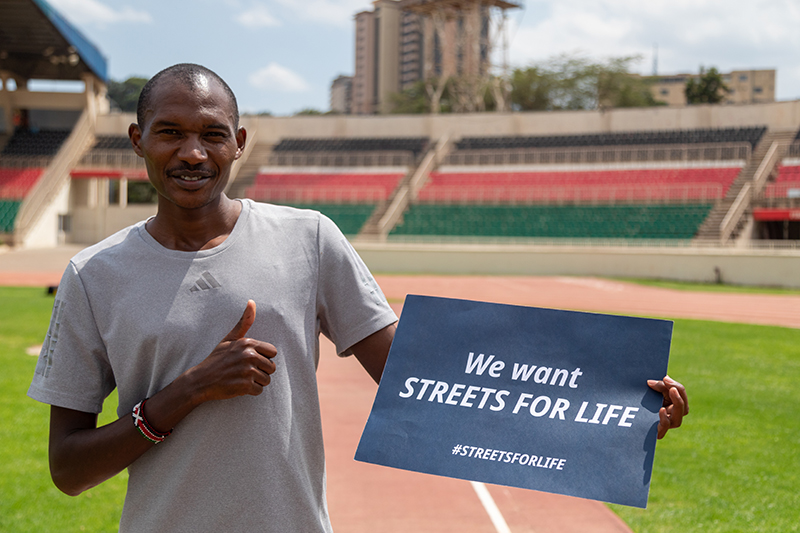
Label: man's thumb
xmin=224 ymin=300 xmax=256 ymax=341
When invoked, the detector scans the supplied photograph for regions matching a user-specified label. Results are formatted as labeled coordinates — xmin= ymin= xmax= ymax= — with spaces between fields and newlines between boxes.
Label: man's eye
xmin=159 ymin=129 xmax=180 ymax=135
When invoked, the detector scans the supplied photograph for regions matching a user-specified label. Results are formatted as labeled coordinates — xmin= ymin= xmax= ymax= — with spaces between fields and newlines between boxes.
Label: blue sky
xmin=45 ymin=0 xmax=800 ymax=116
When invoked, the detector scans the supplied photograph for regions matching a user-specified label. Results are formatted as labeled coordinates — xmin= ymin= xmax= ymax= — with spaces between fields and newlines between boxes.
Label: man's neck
xmin=146 ymin=195 xmax=242 ymax=251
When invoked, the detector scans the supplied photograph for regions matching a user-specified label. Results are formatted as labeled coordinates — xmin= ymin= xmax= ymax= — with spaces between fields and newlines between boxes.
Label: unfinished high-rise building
xmin=351 ymin=0 xmax=521 ymax=115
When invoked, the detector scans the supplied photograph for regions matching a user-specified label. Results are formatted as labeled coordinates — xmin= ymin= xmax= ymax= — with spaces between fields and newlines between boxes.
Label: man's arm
xmin=48 ymin=300 xmax=276 ymax=496
xmin=350 ymin=323 xmax=396 ymax=384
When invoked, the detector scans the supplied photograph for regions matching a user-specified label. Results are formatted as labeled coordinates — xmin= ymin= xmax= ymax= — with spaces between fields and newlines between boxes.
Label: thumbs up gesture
xmin=186 ymin=300 xmax=277 ymax=401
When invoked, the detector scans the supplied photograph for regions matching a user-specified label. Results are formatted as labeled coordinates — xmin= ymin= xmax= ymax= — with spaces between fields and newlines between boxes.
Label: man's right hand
xmin=185 ymin=299 xmax=277 ymax=402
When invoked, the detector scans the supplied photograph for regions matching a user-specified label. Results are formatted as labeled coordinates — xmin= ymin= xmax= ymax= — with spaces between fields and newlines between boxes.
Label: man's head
xmin=137 ymin=63 xmax=239 ymax=129
xmin=129 ymin=63 xmax=246 ymax=212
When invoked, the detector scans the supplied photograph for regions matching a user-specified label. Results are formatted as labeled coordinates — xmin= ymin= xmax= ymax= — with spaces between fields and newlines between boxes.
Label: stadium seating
xmin=270 ymin=203 xmax=377 ymax=236
xmin=418 ymin=167 xmax=739 ymax=203
xmin=390 ymin=204 xmax=713 ymax=240
xmin=454 ymin=127 xmax=766 ymax=151
xmin=0 ymin=167 xmax=44 ymax=200
xmin=246 ymin=171 xmax=404 ymax=203
xmin=387 ymin=165 xmax=737 ymax=240
xmin=0 ymin=200 xmax=21 ymax=233
xmin=764 ymin=164 xmax=800 ymax=198
xmin=245 ymin=170 xmax=406 ymax=235
xmin=273 ymin=137 xmax=429 ymax=156
xmin=91 ymin=135 xmax=134 ymax=151
xmin=0 ymin=128 xmax=71 ymax=157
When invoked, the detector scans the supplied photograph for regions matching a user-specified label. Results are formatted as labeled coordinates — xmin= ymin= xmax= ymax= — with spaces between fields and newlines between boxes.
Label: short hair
xmin=136 ymin=63 xmax=239 ymax=128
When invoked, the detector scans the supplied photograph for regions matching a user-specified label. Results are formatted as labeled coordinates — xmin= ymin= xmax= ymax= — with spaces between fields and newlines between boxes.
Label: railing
xmin=78 ymin=149 xmax=143 ymax=169
xmin=269 ymin=151 xmax=417 ymax=167
xmin=228 ymin=117 xmax=258 ymax=187
xmin=786 ymin=141 xmax=800 ymax=158
xmin=752 ymin=142 xmax=781 ymax=194
xmin=383 ymin=234 xmax=800 ymax=250
xmin=0 ymin=155 xmax=53 ymax=168
xmin=416 ymin=183 xmax=724 ymax=205
xmin=246 ymin=186 xmax=388 ymax=204
xmin=14 ymin=110 xmax=95 ymax=245
xmin=753 ymin=183 xmax=800 ymax=208
xmin=720 ymin=182 xmax=752 ymax=243
xmin=445 ymin=143 xmax=751 ymax=166
xmin=378 ymin=135 xmax=451 ymax=236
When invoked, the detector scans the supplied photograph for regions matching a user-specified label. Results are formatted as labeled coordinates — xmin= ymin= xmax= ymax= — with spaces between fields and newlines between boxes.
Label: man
xmin=29 ymin=64 xmax=687 ymax=532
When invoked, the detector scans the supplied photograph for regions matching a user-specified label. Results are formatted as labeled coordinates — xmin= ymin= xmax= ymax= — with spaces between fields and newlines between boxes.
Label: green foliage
xmin=389 ymin=79 xmax=455 ymax=114
xmin=510 ymin=54 xmax=662 ymax=112
xmin=685 ymin=67 xmax=730 ymax=104
xmin=106 ymin=77 xmax=148 ymax=113
xmin=294 ymin=108 xmax=324 ymax=116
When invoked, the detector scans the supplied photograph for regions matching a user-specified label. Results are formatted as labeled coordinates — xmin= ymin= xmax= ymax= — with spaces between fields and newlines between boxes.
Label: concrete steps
xmin=694 ymin=130 xmax=797 ymax=242
xmin=226 ymin=144 xmax=273 ymax=200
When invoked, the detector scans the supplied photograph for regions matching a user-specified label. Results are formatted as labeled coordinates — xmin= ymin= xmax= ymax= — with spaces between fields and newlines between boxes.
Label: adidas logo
xmin=189 ymin=271 xmax=222 ymax=293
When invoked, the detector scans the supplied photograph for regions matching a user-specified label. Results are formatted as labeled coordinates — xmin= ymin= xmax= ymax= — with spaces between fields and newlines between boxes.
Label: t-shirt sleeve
xmin=28 ymin=262 xmax=116 ymax=413
xmin=315 ymin=214 xmax=397 ymax=356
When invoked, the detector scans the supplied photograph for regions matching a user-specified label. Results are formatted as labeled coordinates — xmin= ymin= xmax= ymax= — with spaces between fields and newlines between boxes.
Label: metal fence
xmin=78 ymin=150 xmax=144 ymax=169
xmin=445 ymin=143 xmax=751 ymax=166
xmin=268 ymin=151 xmax=416 ymax=167
xmin=0 ymin=155 xmax=53 ymax=168
xmin=786 ymin=141 xmax=800 ymax=159
xmin=416 ymin=183 xmax=725 ymax=205
xmin=384 ymin=234 xmax=800 ymax=249
xmin=245 ymin=186 xmax=388 ymax=204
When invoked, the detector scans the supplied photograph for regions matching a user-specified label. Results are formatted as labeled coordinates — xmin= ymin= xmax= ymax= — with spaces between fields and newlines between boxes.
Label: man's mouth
xmin=170 ymin=171 xmax=214 ymax=182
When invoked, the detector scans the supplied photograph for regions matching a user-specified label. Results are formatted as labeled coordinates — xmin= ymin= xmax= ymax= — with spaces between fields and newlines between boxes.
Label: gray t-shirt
xmin=29 ymin=199 xmax=397 ymax=533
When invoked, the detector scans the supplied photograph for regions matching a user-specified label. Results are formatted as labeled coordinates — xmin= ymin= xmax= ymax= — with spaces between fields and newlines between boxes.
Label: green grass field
xmin=1 ymin=286 xmax=798 ymax=532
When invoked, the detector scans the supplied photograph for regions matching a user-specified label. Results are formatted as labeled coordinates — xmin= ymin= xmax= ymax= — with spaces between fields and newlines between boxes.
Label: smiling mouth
xmin=170 ymin=172 xmax=214 ymax=182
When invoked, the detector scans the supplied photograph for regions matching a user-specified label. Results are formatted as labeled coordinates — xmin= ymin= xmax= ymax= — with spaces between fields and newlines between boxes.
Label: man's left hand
xmin=647 ymin=375 xmax=689 ymax=439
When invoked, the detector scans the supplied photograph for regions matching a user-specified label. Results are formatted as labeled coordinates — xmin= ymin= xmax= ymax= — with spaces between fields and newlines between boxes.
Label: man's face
xmin=129 ymin=75 xmax=245 ymax=211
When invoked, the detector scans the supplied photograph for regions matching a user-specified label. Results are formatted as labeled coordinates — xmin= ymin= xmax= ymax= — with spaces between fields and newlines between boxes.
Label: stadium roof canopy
xmin=0 ymin=0 xmax=108 ymax=83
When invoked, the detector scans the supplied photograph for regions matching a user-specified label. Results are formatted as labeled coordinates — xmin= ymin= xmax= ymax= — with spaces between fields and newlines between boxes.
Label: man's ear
xmin=235 ymin=127 xmax=247 ymax=160
xmin=128 ymin=123 xmax=144 ymax=157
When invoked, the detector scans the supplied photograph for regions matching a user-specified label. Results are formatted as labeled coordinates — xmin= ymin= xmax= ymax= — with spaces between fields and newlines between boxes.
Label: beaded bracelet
xmin=132 ymin=399 xmax=172 ymax=444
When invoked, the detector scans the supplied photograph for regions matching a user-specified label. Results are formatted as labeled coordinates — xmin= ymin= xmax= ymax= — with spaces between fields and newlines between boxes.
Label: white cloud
xmin=48 ymin=0 xmax=151 ymax=25
xmin=275 ymin=0 xmax=370 ymax=27
xmin=508 ymin=0 xmax=800 ymax=73
xmin=249 ymin=63 xmax=310 ymax=92
xmin=235 ymin=4 xmax=281 ymax=28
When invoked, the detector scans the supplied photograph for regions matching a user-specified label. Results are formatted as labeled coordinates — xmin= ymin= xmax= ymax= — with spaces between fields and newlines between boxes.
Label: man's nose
xmin=177 ymin=135 xmax=208 ymax=165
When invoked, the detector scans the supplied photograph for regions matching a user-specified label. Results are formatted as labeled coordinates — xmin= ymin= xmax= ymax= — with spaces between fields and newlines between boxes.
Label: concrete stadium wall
xmin=94 ymin=100 xmax=800 ymax=142
xmin=354 ymin=242 xmax=800 ymax=288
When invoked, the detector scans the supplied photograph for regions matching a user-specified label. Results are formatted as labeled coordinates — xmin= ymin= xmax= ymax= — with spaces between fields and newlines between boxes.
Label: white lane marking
xmin=471 ymin=481 xmax=512 ymax=533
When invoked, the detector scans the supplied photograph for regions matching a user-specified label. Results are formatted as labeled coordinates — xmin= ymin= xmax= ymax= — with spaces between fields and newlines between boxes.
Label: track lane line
xmin=471 ymin=481 xmax=513 ymax=533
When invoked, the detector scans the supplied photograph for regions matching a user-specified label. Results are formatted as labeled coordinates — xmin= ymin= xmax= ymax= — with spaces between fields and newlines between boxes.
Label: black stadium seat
xmin=455 ymin=127 xmax=767 ymax=152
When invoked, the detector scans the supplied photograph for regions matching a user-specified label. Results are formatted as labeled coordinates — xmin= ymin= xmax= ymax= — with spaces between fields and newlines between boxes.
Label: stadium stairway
xmin=695 ymin=129 xmax=797 ymax=243
xmin=357 ymin=135 xmax=451 ymax=240
xmin=225 ymin=143 xmax=273 ymax=201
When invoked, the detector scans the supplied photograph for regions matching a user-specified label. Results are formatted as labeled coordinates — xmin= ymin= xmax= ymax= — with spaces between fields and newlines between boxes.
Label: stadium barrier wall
xmin=94 ymin=100 xmax=800 ymax=142
xmin=353 ymin=242 xmax=800 ymax=288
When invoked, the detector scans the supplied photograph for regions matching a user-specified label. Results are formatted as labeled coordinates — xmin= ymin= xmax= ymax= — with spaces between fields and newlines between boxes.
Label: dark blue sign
xmin=355 ymin=295 xmax=672 ymax=508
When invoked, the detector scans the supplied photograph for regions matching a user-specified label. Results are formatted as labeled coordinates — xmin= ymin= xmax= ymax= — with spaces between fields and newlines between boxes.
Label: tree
xmin=685 ymin=67 xmax=730 ymax=104
xmin=106 ymin=76 xmax=147 ymax=112
xmin=510 ymin=54 xmax=662 ymax=112
xmin=596 ymin=57 xmax=661 ymax=109
xmin=294 ymin=108 xmax=324 ymax=116
xmin=389 ymin=79 xmax=455 ymax=114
